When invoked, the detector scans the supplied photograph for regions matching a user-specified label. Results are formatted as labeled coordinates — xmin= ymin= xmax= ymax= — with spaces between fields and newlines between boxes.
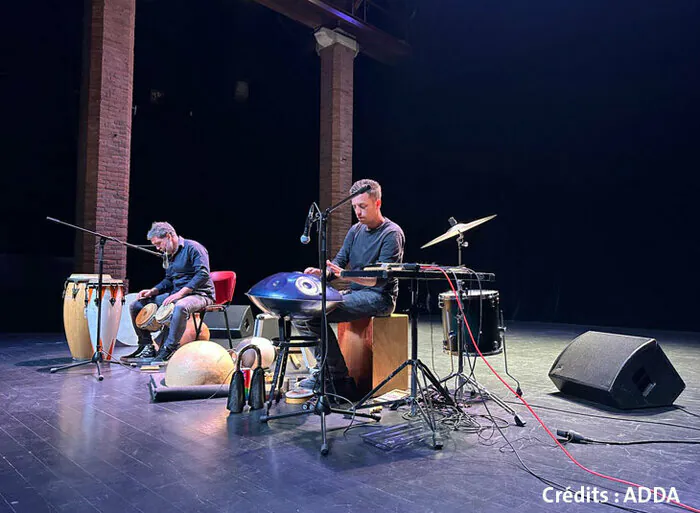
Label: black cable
xmin=675 ymin=406 xmax=700 ymax=419
xmin=504 ymin=400 xmax=700 ymax=433
xmin=557 ymin=429 xmax=700 ymax=446
xmin=479 ymin=393 xmax=651 ymax=513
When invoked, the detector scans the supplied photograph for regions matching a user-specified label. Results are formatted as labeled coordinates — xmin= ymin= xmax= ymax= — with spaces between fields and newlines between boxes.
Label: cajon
xmin=338 ymin=314 xmax=408 ymax=397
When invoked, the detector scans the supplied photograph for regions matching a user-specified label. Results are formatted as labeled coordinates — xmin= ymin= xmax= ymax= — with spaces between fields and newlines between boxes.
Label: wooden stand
xmin=338 ymin=314 xmax=409 ymax=397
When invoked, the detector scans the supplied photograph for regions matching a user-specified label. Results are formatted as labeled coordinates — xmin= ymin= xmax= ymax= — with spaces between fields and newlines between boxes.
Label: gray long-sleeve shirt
xmin=333 ymin=217 xmax=405 ymax=301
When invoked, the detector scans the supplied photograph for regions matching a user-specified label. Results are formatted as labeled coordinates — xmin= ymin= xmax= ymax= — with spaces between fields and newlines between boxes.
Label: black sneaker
xmin=150 ymin=343 xmax=180 ymax=364
xmin=120 ymin=344 xmax=156 ymax=363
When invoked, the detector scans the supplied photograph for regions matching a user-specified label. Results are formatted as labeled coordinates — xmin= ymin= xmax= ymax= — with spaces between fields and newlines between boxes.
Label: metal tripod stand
xmin=438 ymin=281 xmax=525 ymax=427
xmin=352 ymin=277 xmax=462 ymax=450
xmin=260 ymin=185 xmax=380 ymax=455
xmin=47 ymin=217 xmax=162 ymax=380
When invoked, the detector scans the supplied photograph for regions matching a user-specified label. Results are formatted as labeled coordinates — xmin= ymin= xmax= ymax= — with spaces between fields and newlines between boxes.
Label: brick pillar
xmin=316 ymin=28 xmax=359 ymax=257
xmin=75 ymin=0 xmax=135 ymax=282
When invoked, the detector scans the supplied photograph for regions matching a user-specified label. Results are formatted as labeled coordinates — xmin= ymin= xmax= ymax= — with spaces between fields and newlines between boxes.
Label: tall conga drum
xmin=85 ymin=278 xmax=125 ymax=361
xmin=116 ymin=293 xmax=140 ymax=346
xmin=62 ymin=274 xmax=112 ymax=360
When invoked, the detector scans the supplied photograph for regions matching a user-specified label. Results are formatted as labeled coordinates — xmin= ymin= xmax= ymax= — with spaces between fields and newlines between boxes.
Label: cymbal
xmin=421 ymin=214 xmax=497 ymax=249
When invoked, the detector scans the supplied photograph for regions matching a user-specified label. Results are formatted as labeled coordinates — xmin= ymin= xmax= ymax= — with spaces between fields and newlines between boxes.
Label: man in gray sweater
xmin=294 ymin=179 xmax=405 ymax=394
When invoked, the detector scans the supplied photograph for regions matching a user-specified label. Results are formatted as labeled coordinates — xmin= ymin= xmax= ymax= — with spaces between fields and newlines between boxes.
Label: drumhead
xmin=86 ymin=278 xmax=124 ymax=287
xmin=66 ymin=273 xmax=112 ymax=283
xmin=155 ymin=303 xmax=174 ymax=323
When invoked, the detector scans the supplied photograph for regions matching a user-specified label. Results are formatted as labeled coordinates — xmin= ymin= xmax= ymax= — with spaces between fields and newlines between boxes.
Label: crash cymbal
xmin=421 ymin=214 xmax=497 ymax=249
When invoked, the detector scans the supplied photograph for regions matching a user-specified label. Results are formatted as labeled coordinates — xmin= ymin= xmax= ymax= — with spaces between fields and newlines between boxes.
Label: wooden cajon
xmin=337 ymin=314 xmax=409 ymax=397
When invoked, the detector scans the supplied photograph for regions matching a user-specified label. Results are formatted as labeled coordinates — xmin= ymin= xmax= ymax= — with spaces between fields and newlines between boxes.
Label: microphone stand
xmin=260 ymin=188 xmax=380 ymax=455
xmin=47 ymin=217 xmax=162 ymax=381
xmin=318 ymin=188 xmax=384 ymax=454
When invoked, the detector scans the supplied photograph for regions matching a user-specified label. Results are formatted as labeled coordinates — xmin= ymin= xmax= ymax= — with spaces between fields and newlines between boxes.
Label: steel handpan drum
xmin=246 ymin=272 xmax=343 ymax=320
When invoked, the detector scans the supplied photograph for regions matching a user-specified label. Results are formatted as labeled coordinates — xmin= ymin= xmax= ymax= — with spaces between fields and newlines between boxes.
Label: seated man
xmin=121 ymin=222 xmax=215 ymax=364
xmin=294 ymin=179 xmax=405 ymax=392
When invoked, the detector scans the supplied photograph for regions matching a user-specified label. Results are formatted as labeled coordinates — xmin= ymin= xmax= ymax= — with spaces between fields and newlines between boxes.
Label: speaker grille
xmin=206 ymin=306 xmax=254 ymax=338
xmin=549 ymin=331 xmax=685 ymax=409
xmin=550 ymin=331 xmax=652 ymax=391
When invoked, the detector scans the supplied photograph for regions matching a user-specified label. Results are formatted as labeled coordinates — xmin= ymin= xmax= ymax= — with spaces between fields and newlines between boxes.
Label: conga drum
xmin=62 ymin=274 xmax=112 ymax=360
xmin=116 ymin=293 xmax=140 ymax=346
xmin=85 ymin=278 xmax=124 ymax=361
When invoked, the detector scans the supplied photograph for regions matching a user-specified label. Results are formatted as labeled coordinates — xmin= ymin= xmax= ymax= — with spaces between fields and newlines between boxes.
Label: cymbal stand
xmin=439 ymin=285 xmax=526 ymax=427
xmin=447 ymin=216 xmax=469 ymax=267
xmin=352 ymin=278 xmax=461 ymax=450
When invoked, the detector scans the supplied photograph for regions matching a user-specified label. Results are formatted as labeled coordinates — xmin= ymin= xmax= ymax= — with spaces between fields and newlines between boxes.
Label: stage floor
xmin=1 ymin=321 xmax=699 ymax=513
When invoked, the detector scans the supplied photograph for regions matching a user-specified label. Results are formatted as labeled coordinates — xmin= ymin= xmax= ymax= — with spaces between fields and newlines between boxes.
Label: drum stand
xmin=438 ymin=283 xmax=525 ymax=427
xmin=438 ymin=220 xmax=524 ymax=425
xmin=352 ymin=278 xmax=461 ymax=449
xmin=260 ymin=187 xmax=379 ymax=455
xmin=47 ymin=218 xmax=162 ymax=381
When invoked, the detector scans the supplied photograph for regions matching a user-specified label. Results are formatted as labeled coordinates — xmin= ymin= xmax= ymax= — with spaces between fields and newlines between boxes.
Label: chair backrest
xmin=210 ymin=271 xmax=236 ymax=305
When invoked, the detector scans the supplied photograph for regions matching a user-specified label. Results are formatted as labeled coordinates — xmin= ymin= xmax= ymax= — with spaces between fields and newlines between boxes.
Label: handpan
xmin=246 ymin=272 xmax=343 ymax=320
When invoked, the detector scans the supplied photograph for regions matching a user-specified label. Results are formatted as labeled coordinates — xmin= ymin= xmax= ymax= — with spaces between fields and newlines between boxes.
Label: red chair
xmin=194 ymin=271 xmax=237 ymax=348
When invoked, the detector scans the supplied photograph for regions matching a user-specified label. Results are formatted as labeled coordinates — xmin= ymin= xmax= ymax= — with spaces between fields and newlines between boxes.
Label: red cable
xmin=423 ymin=265 xmax=698 ymax=513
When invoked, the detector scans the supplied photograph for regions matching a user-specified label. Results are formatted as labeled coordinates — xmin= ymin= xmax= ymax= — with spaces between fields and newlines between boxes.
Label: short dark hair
xmin=350 ymin=179 xmax=381 ymax=200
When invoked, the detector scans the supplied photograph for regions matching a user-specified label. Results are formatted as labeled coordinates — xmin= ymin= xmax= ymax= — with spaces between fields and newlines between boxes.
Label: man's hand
xmin=326 ymin=260 xmax=343 ymax=277
xmin=304 ymin=263 xmax=342 ymax=279
xmin=137 ymin=288 xmax=157 ymax=300
xmin=163 ymin=290 xmax=185 ymax=306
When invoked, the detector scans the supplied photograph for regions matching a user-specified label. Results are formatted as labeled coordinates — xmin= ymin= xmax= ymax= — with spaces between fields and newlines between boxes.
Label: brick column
xmin=75 ymin=0 xmax=135 ymax=282
xmin=316 ymin=28 xmax=359 ymax=257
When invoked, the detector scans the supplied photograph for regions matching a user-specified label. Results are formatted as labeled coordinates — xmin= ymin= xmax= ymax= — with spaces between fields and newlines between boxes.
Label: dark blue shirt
xmin=333 ymin=217 xmax=405 ymax=301
xmin=154 ymin=237 xmax=215 ymax=300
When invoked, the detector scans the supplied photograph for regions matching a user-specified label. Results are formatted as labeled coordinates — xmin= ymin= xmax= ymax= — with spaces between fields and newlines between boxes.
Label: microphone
xmin=448 ymin=216 xmax=458 ymax=227
xmin=300 ymin=205 xmax=315 ymax=244
xmin=355 ymin=184 xmax=372 ymax=195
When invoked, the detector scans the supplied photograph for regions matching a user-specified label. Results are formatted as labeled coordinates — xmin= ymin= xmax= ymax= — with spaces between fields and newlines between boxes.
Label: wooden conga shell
xmin=63 ymin=275 xmax=110 ymax=360
xmin=85 ymin=279 xmax=124 ymax=361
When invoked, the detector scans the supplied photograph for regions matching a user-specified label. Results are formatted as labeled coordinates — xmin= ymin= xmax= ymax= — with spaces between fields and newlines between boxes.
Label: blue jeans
xmin=293 ymin=289 xmax=395 ymax=379
xmin=130 ymin=293 xmax=213 ymax=348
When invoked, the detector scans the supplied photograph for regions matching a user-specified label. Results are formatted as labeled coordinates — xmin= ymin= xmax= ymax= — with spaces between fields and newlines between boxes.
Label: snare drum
xmin=136 ymin=303 xmax=160 ymax=331
xmin=62 ymin=274 xmax=112 ymax=360
xmin=438 ymin=289 xmax=504 ymax=356
xmin=85 ymin=279 xmax=124 ymax=360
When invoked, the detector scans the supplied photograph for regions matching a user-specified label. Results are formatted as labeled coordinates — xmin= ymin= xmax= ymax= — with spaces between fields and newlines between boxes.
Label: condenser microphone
xmin=300 ymin=205 xmax=315 ymax=244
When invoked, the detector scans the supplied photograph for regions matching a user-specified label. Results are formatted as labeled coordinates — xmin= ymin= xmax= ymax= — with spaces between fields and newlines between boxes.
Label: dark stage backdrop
xmin=3 ymin=0 xmax=698 ymax=333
